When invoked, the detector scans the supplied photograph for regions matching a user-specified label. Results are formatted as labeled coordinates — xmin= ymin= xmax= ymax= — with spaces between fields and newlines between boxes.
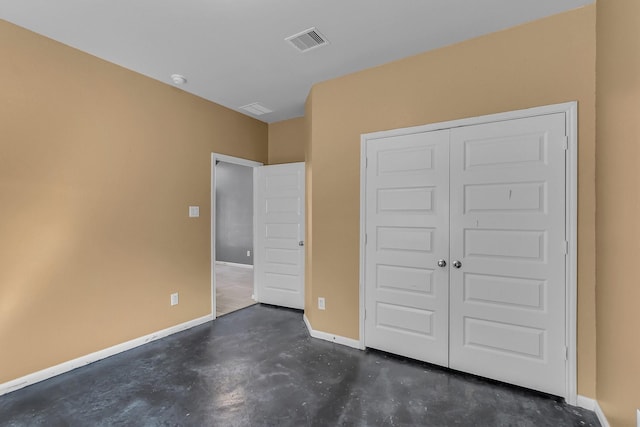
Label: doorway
xmin=211 ymin=154 xmax=262 ymax=318
xmin=211 ymin=156 xmax=306 ymax=318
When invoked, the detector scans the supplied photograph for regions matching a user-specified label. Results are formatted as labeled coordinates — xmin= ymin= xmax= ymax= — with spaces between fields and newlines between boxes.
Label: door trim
xmin=359 ymin=102 xmax=578 ymax=404
xmin=211 ymin=153 xmax=263 ymax=319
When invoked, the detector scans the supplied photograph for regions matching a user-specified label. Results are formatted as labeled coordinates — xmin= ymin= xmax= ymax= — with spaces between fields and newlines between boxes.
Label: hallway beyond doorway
xmin=215 ymin=262 xmax=255 ymax=316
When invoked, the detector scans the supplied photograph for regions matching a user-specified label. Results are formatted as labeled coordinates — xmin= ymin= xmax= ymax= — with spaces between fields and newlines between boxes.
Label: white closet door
xmin=255 ymin=162 xmax=305 ymax=309
xmin=364 ymin=130 xmax=450 ymax=366
xmin=448 ymin=113 xmax=567 ymax=396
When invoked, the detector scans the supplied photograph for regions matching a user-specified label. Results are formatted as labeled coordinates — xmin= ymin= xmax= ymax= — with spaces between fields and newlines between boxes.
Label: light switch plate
xmin=189 ymin=206 xmax=199 ymax=218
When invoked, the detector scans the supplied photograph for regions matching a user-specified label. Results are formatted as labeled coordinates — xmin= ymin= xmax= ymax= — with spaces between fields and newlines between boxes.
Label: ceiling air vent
xmin=285 ymin=27 xmax=329 ymax=53
xmin=239 ymin=102 xmax=273 ymax=116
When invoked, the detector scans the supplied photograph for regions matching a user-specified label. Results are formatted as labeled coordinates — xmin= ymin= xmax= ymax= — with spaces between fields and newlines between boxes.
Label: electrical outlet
xmin=170 ymin=293 xmax=179 ymax=306
xmin=247 ymin=250 xmax=251 ymax=257
xmin=318 ymin=297 xmax=325 ymax=310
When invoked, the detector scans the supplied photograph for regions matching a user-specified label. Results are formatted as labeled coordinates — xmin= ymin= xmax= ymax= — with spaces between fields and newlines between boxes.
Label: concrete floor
xmin=0 ymin=304 xmax=599 ymax=426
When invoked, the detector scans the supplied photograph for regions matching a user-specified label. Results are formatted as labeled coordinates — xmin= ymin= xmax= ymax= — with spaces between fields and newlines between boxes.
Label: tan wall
xmin=267 ymin=117 xmax=305 ymax=165
xmin=305 ymin=6 xmax=597 ymax=397
xmin=0 ymin=20 xmax=267 ymax=384
xmin=596 ymin=1 xmax=640 ymax=425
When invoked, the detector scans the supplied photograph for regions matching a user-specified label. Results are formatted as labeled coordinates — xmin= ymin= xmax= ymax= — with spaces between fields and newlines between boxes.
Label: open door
xmin=254 ymin=162 xmax=305 ymax=309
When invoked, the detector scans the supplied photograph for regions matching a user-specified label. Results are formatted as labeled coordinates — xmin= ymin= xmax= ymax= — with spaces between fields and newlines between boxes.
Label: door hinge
xmin=565 ymin=346 xmax=569 ymax=361
xmin=562 ymin=136 xmax=569 ymax=150
xmin=365 ymin=233 xmax=368 ymax=245
xmin=364 ymin=309 xmax=367 ymax=320
xmin=365 ymin=157 xmax=368 ymax=168
xmin=563 ymin=240 xmax=569 ymax=255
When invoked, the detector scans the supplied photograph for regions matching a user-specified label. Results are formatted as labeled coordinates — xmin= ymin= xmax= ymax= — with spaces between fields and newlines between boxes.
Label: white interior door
xmin=362 ymin=109 xmax=570 ymax=398
xmin=255 ymin=162 xmax=305 ymax=309
xmin=448 ymin=113 xmax=567 ymax=396
xmin=364 ymin=130 xmax=450 ymax=366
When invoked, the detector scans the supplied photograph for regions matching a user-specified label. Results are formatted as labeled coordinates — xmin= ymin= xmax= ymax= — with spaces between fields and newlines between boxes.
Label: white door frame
xmin=359 ymin=102 xmax=578 ymax=404
xmin=211 ymin=153 xmax=263 ymax=319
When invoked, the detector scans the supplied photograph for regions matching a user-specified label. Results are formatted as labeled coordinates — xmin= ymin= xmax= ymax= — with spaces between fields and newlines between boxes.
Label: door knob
xmin=437 ymin=259 xmax=447 ymax=268
xmin=453 ymin=260 xmax=462 ymax=269
xmin=299 ymin=241 xmax=304 ymax=247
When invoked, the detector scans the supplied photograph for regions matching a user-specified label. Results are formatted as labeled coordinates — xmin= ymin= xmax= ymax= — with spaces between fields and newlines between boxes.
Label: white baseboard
xmin=0 ymin=314 xmax=213 ymax=397
xmin=577 ymin=395 xmax=610 ymax=427
xmin=215 ymin=261 xmax=253 ymax=269
xmin=594 ymin=401 xmax=611 ymax=427
xmin=577 ymin=395 xmax=596 ymax=411
xmin=303 ymin=314 xmax=363 ymax=350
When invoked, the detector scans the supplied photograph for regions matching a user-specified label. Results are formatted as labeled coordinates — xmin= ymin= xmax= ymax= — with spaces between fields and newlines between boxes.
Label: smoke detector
xmin=285 ymin=27 xmax=329 ymax=53
xmin=170 ymin=74 xmax=187 ymax=85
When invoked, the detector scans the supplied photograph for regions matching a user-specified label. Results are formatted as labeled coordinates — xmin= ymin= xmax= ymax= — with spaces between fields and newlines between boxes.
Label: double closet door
xmin=364 ymin=113 xmax=567 ymax=397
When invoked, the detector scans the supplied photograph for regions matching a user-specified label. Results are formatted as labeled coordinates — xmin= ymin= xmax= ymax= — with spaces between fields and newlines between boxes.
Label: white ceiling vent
xmin=285 ymin=27 xmax=329 ymax=53
xmin=239 ymin=102 xmax=273 ymax=116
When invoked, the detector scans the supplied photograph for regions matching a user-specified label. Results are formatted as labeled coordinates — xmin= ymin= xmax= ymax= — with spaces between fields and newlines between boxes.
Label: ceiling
xmin=0 ymin=0 xmax=593 ymax=123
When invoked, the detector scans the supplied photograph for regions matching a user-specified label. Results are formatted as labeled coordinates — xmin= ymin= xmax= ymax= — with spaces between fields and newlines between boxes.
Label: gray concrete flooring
xmin=0 ymin=304 xmax=599 ymax=426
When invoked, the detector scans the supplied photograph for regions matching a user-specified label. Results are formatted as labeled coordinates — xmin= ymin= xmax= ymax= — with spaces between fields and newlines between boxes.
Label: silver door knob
xmin=453 ymin=260 xmax=462 ymax=269
xmin=437 ymin=259 xmax=447 ymax=268
xmin=299 ymin=241 xmax=304 ymax=246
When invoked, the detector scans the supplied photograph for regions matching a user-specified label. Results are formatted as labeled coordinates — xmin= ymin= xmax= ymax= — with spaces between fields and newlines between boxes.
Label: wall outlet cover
xmin=189 ymin=206 xmax=199 ymax=218
xmin=171 ymin=293 xmax=179 ymax=306
xmin=318 ymin=297 xmax=325 ymax=310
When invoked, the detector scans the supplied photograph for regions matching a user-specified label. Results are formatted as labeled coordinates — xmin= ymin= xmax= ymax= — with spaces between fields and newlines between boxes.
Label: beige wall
xmin=596 ymin=1 xmax=640 ymax=426
xmin=304 ymin=5 xmax=597 ymax=398
xmin=267 ymin=117 xmax=305 ymax=165
xmin=304 ymin=93 xmax=314 ymax=313
xmin=0 ymin=19 xmax=267 ymax=384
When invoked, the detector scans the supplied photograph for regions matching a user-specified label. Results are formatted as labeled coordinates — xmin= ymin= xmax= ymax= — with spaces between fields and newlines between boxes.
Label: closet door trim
xmin=359 ymin=102 xmax=578 ymax=404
